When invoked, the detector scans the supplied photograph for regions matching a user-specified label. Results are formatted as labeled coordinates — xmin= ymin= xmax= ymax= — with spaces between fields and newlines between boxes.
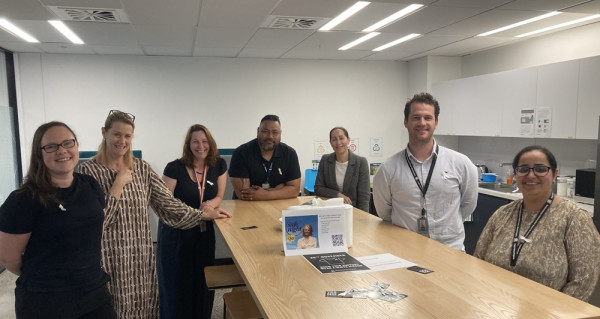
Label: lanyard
xmin=194 ymin=166 xmax=208 ymax=206
xmin=510 ymin=193 xmax=554 ymax=267
xmin=262 ymin=161 xmax=273 ymax=182
xmin=404 ymin=145 xmax=439 ymax=217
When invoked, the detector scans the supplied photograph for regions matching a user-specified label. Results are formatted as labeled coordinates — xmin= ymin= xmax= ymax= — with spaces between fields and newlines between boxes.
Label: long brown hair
xmin=18 ymin=121 xmax=78 ymax=206
xmin=180 ymin=124 xmax=219 ymax=168
xmin=94 ymin=110 xmax=135 ymax=169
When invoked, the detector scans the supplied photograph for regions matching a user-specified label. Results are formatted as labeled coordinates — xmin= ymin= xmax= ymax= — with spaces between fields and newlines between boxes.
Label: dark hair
xmin=329 ymin=126 xmax=349 ymax=140
xmin=95 ymin=109 xmax=135 ymax=169
xmin=19 ymin=121 xmax=78 ymax=206
xmin=181 ymin=124 xmax=219 ymax=168
xmin=260 ymin=114 xmax=280 ymax=125
xmin=404 ymin=92 xmax=440 ymax=121
xmin=303 ymin=224 xmax=313 ymax=236
xmin=512 ymin=145 xmax=558 ymax=172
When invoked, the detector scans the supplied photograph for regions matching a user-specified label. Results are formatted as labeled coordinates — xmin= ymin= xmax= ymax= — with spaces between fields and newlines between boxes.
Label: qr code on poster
xmin=331 ymin=234 xmax=344 ymax=247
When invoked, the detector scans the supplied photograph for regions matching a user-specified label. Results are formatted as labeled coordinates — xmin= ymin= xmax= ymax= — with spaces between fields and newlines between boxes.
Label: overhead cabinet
xmin=433 ymin=56 xmax=598 ymax=140
xmin=577 ymin=56 xmax=600 ymax=139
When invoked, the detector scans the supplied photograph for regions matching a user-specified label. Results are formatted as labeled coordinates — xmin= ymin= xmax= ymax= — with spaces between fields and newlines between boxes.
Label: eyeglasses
xmin=41 ymin=139 xmax=77 ymax=153
xmin=514 ymin=165 xmax=552 ymax=177
xmin=109 ymin=110 xmax=135 ymax=122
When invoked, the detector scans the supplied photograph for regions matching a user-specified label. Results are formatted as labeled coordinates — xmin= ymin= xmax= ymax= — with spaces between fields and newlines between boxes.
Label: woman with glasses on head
xmin=77 ymin=110 xmax=231 ymax=318
xmin=474 ymin=145 xmax=600 ymax=301
xmin=0 ymin=122 xmax=117 ymax=318
xmin=156 ymin=124 xmax=227 ymax=319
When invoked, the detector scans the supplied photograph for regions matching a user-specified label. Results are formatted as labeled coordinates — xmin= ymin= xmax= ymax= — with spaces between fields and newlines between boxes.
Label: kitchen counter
xmin=478 ymin=187 xmax=594 ymax=217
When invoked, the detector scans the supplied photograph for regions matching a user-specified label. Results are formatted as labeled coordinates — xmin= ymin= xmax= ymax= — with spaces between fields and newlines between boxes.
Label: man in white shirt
xmin=373 ymin=92 xmax=478 ymax=250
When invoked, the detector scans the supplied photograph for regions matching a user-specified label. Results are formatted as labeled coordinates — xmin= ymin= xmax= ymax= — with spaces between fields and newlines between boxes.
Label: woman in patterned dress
xmin=474 ymin=145 xmax=600 ymax=301
xmin=77 ymin=110 xmax=230 ymax=318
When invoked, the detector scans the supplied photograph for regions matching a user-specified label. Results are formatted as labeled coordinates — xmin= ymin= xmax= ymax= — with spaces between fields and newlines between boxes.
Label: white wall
xmin=16 ymin=54 xmax=409 ymax=181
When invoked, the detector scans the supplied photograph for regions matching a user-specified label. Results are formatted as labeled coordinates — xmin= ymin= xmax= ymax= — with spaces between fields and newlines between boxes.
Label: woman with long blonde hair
xmin=77 ymin=110 xmax=230 ymax=318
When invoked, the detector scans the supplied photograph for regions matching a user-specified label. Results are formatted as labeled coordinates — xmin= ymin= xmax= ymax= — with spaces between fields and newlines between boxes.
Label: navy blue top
xmin=0 ymin=173 xmax=109 ymax=293
xmin=162 ymin=157 xmax=227 ymax=207
xmin=228 ymin=138 xmax=301 ymax=199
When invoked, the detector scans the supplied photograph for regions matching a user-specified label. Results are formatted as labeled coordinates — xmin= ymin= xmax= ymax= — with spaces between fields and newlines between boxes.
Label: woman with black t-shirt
xmin=0 ymin=122 xmax=116 ymax=319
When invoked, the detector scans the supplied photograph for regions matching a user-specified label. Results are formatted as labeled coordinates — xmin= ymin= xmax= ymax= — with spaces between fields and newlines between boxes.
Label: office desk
xmin=216 ymin=197 xmax=600 ymax=318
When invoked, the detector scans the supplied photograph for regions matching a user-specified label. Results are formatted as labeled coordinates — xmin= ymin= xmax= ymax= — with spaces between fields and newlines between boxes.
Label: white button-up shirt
xmin=373 ymin=141 xmax=479 ymax=250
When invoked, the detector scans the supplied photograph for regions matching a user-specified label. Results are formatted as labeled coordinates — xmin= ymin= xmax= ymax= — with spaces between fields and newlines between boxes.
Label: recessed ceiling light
xmin=477 ymin=11 xmax=562 ymax=37
xmin=0 ymin=18 xmax=39 ymax=43
xmin=49 ymin=20 xmax=84 ymax=44
xmin=339 ymin=32 xmax=380 ymax=50
xmin=320 ymin=1 xmax=371 ymax=31
xmin=373 ymin=33 xmax=421 ymax=51
xmin=363 ymin=4 xmax=424 ymax=32
xmin=516 ymin=14 xmax=600 ymax=38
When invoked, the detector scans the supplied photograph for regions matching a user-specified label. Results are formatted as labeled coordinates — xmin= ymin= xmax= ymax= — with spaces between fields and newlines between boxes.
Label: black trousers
xmin=15 ymin=284 xmax=117 ymax=319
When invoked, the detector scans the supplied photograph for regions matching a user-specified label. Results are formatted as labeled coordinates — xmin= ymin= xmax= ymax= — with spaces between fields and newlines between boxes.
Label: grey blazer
xmin=314 ymin=151 xmax=370 ymax=212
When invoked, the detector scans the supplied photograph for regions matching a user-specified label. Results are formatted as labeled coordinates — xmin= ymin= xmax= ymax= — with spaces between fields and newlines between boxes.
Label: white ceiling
xmin=0 ymin=0 xmax=599 ymax=61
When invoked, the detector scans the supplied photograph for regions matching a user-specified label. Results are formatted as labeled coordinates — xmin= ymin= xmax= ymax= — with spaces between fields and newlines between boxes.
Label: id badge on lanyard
xmin=417 ymin=208 xmax=430 ymax=237
xmin=405 ymin=145 xmax=438 ymax=239
xmin=195 ymin=167 xmax=208 ymax=232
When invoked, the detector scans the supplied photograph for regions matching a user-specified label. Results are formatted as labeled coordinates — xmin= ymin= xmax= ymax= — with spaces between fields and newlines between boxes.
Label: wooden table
xmin=216 ymin=197 xmax=600 ymax=319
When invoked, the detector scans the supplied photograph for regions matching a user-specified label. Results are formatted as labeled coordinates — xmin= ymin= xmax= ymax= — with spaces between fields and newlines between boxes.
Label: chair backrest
xmin=304 ymin=169 xmax=318 ymax=195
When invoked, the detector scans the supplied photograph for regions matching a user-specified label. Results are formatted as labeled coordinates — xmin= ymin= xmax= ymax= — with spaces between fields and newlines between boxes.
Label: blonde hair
xmin=94 ymin=110 xmax=135 ymax=169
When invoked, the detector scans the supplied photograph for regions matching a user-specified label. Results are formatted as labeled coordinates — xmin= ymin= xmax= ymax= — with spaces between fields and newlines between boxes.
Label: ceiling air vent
xmin=266 ymin=16 xmax=325 ymax=29
xmin=47 ymin=6 xmax=130 ymax=23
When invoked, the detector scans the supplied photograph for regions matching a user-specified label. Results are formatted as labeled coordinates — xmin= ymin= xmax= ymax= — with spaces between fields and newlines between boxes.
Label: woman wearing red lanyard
xmin=156 ymin=124 xmax=227 ymax=319
xmin=474 ymin=145 xmax=600 ymax=301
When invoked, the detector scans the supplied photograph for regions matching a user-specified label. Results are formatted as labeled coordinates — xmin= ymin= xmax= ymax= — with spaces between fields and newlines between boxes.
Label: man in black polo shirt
xmin=229 ymin=114 xmax=301 ymax=200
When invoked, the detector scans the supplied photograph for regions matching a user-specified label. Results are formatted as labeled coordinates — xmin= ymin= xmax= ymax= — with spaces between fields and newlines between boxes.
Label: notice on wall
xmin=313 ymin=139 xmax=331 ymax=160
xmin=520 ymin=108 xmax=535 ymax=137
xmin=370 ymin=137 xmax=382 ymax=157
xmin=349 ymin=138 xmax=359 ymax=155
xmin=535 ymin=107 xmax=552 ymax=137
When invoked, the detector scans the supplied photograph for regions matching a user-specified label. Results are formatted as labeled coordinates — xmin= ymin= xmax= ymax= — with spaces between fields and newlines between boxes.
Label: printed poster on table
xmin=282 ymin=206 xmax=348 ymax=256
xmin=303 ymin=252 xmax=369 ymax=274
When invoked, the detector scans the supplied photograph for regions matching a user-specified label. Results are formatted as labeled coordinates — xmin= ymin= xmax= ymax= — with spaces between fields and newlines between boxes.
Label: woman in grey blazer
xmin=314 ymin=127 xmax=370 ymax=212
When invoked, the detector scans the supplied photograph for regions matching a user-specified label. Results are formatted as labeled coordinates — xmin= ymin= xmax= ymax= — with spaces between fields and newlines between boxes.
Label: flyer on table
xmin=282 ymin=206 xmax=348 ymax=256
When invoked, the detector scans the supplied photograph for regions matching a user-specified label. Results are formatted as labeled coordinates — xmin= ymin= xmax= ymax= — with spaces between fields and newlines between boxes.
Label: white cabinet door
xmin=536 ymin=60 xmax=579 ymax=139
xmin=454 ymin=75 xmax=502 ymax=136
xmin=498 ymin=68 xmax=538 ymax=137
xmin=577 ymin=56 xmax=600 ymax=139
xmin=432 ymin=78 xmax=461 ymax=135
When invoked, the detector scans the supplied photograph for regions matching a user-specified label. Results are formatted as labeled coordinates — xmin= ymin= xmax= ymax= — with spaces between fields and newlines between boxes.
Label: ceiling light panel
xmin=49 ymin=20 xmax=84 ymax=44
xmin=477 ymin=11 xmax=562 ymax=36
xmin=485 ymin=11 xmax=598 ymax=37
xmin=339 ymin=32 xmax=380 ymax=50
xmin=363 ymin=4 xmax=424 ymax=32
xmin=320 ymin=1 xmax=370 ymax=31
xmin=0 ymin=19 xmax=39 ymax=43
xmin=373 ymin=33 xmax=421 ymax=51
xmin=516 ymin=14 xmax=600 ymax=37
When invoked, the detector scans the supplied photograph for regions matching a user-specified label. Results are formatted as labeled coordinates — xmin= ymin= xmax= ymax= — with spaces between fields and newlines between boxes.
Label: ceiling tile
xmin=142 ymin=45 xmax=193 ymax=56
xmin=135 ymin=26 xmax=196 ymax=46
xmin=87 ymin=45 xmax=144 ymax=55
xmin=122 ymin=0 xmax=201 ymax=26
xmin=36 ymin=42 xmax=97 ymax=54
xmin=0 ymin=0 xmax=56 ymax=20
xmin=66 ymin=21 xmax=138 ymax=45
xmin=199 ymin=0 xmax=280 ymax=28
